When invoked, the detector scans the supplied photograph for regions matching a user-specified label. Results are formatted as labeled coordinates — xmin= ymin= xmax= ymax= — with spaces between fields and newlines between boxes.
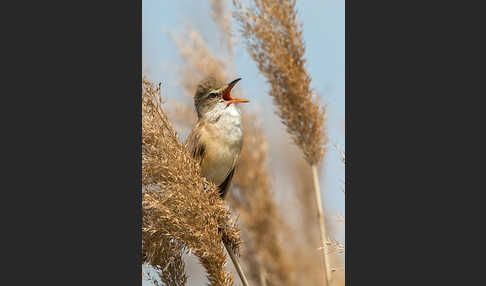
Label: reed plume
xmin=233 ymin=0 xmax=332 ymax=284
xmin=142 ymin=78 xmax=241 ymax=286
xmin=233 ymin=0 xmax=326 ymax=165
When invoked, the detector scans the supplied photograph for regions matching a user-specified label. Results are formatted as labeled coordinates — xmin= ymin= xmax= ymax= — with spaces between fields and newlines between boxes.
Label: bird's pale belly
xmin=201 ymin=125 xmax=242 ymax=186
xmin=200 ymin=139 xmax=239 ymax=186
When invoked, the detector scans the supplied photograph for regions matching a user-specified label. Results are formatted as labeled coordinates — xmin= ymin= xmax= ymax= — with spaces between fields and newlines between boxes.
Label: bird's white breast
xmin=205 ymin=102 xmax=243 ymax=143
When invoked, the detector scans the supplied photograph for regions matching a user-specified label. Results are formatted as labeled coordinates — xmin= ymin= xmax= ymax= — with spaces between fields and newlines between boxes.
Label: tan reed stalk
xmin=142 ymin=78 xmax=242 ymax=286
xmin=224 ymin=242 xmax=250 ymax=286
xmin=233 ymin=0 xmax=331 ymax=284
xmin=312 ymin=165 xmax=332 ymax=285
xmin=289 ymin=155 xmax=325 ymax=286
xmin=259 ymin=268 xmax=267 ymax=286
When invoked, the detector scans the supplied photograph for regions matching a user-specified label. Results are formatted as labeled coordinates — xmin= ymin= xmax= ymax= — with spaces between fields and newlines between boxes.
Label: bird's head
xmin=194 ymin=76 xmax=248 ymax=119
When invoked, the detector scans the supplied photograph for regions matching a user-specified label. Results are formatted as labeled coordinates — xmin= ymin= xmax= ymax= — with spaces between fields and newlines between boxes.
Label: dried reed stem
xmin=288 ymin=154 xmax=323 ymax=286
xmin=224 ymin=241 xmax=251 ymax=286
xmin=259 ymin=268 xmax=267 ymax=286
xmin=311 ymin=165 xmax=332 ymax=285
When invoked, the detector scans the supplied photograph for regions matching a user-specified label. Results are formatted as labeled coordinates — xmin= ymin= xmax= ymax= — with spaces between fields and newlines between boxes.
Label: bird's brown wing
xmin=186 ymin=121 xmax=206 ymax=166
xmin=218 ymin=164 xmax=235 ymax=199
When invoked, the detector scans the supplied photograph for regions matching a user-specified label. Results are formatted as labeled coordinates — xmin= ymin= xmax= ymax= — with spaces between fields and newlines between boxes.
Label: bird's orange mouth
xmin=222 ymin=78 xmax=249 ymax=105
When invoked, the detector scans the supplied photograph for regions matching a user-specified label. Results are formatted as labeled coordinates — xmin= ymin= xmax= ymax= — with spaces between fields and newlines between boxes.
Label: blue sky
xmin=143 ymin=1 xmax=344 ymax=280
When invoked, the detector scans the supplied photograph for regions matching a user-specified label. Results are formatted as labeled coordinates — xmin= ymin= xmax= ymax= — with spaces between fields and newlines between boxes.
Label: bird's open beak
xmin=222 ymin=78 xmax=249 ymax=104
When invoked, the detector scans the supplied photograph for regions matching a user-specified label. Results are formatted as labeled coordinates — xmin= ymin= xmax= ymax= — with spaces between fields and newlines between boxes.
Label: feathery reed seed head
xmin=233 ymin=0 xmax=327 ymax=165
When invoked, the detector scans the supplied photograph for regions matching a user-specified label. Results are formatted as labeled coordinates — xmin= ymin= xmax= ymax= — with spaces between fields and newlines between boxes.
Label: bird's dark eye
xmin=208 ymin=92 xmax=219 ymax=98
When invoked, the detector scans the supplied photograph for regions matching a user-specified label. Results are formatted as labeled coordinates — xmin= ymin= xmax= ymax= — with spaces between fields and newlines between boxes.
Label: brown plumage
xmin=186 ymin=76 xmax=248 ymax=199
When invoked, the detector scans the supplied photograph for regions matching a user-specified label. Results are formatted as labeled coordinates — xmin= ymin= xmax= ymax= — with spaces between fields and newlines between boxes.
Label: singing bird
xmin=186 ymin=77 xmax=248 ymax=199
